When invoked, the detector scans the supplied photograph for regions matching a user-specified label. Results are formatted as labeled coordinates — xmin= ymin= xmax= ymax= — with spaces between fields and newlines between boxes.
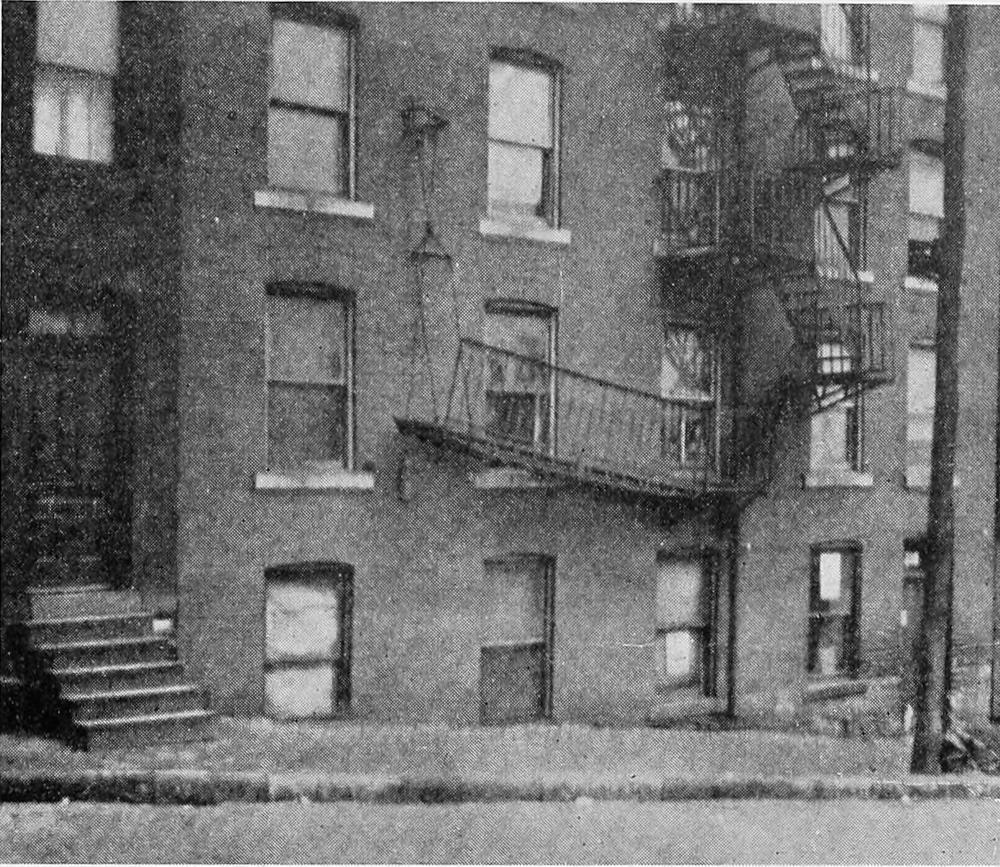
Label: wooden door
xmin=21 ymin=308 xmax=126 ymax=589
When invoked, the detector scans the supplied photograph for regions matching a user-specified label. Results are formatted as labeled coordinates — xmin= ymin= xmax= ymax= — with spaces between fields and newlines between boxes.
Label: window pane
xmin=661 ymin=328 xmax=714 ymax=400
xmin=813 ymin=617 xmax=846 ymax=676
xmin=268 ymin=295 xmax=346 ymax=383
xmin=37 ymin=0 xmax=118 ymax=73
xmin=265 ymin=664 xmax=334 ymax=719
xmin=907 ymin=348 xmax=935 ymax=466
xmin=271 ymin=20 xmax=349 ymax=112
xmin=482 ymin=558 xmax=546 ymax=645
xmin=268 ymin=106 xmax=346 ymax=194
xmin=268 ymin=384 xmax=347 ymax=468
xmin=266 ymin=579 xmax=340 ymax=660
xmin=820 ymin=3 xmax=852 ymax=62
xmin=659 ymin=630 xmax=697 ymax=678
xmin=65 ymin=82 xmax=91 ymax=159
xmin=909 ymin=151 xmax=944 ymax=217
xmin=32 ymin=72 xmax=62 ymax=155
xmin=484 ymin=312 xmax=550 ymax=362
xmin=656 ymin=558 xmax=703 ymax=627
xmin=810 ymin=404 xmax=850 ymax=471
xmin=489 ymin=61 xmax=552 ymax=148
xmin=88 ymin=78 xmax=114 ymax=162
xmin=913 ymin=21 xmax=944 ymax=84
xmin=488 ymin=141 xmax=545 ymax=221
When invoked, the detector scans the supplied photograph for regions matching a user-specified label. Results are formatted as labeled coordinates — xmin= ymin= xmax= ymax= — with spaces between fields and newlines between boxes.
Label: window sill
xmin=254 ymin=468 xmax=375 ymax=491
xmin=906 ymin=78 xmax=947 ymax=101
xmin=804 ymin=468 xmax=873 ymax=489
xmin=479 ymin=217 xmax=571 ymax=247
xmin=804 ymin=677 xmax=865 ymax=703
xmin=905 ymin=275 xmax=938 ymax=293
xmin=255 ymin=189 xmax=375 ymax=221
xmin=470 ymin=467 xmax=556 ymax=490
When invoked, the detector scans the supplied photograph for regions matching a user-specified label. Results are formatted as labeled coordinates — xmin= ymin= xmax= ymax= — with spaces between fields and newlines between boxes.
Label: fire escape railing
xmin=417 ymin=339 xmax=726 ymax=496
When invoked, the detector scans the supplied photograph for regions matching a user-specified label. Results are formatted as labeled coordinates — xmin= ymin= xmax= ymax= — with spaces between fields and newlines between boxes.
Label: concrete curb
xmin=2 ymin=769 xmax=999 ymax=805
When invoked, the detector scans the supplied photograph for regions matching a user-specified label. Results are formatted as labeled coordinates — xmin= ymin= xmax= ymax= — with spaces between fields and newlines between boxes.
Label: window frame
xmin=264 ymin=282 xmax=357 ymax=474
xmin=654 ymin=547 xmax=719 ymax=695
xmin=807 ymin=543 xmax=862 ymax=679
xmin=267 ymin=3 xmax=358 ymax=199
xmin=32 ymin=0 xmax=119 ymax=164
xmin=263 ymin=561 xmax=353 ymax=718
xmin=480 ymin=553 xmax=556 ymax=722
xmin=481 ymin=298 xmax=558 ymax=454
xmin=487 ymin=48 xmax=562 ymax=229
xmin=660 ymin=322 xmax=720 ymax=470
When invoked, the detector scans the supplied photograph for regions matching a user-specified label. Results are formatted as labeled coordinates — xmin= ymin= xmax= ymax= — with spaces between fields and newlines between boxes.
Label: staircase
xmin=12 ymin=583 xmax=213 ymax=750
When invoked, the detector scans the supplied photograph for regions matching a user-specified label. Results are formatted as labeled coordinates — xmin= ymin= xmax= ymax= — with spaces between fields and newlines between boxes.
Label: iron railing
xmin=658 ymin=168 xmax=720 ymax=254
xmin=438 ymin=339 xmax=722 ymax=493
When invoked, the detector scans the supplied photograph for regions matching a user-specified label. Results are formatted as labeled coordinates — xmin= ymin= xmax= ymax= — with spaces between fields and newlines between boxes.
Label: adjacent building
xmin=2 ymin=2 xmax=998 ymax=742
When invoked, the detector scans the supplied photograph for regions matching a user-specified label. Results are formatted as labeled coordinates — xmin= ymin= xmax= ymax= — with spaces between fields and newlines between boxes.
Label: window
xmin=820 ymin=3 xmax=861 ymax=65
xmin=908 ymin=149 xmax=943 ymax=283
xmin=33 ymin=0 xmax=118 ymax=162
xmin=814 ymin=176 xmax=861 ymax=277
xmin=810 ymin=389 xmax=864 ymax=475
xmin=661 ymin=325 xmax=717 ymax=467
xmin=268 ymin=8 xmax=355 ymax=197
xmin=660 ymin=101 xmax=718 ymax=251
xmin=912 ymin=5 xmax=946 ymax=87
xmin=487 ymin=56 xmax=558 ymax=227
xmin=264 ymin=563 xmax=352 ymax=719
xmin=482 ymin=301 xmax=555 ymax=449
xmin=907 ymin=346 xmax=936 ymax=473
xmin=480 ymin=555 xmax=555 ymax=723
xmin=655 ymin=553 xmax=716 ymax=693
xmin=808 ymin=546 xmax=861 ymax=678
xmin=266 ymin=285 xmax=354 ymax=472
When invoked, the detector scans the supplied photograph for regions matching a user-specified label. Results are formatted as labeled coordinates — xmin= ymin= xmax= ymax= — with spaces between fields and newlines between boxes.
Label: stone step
xmin=80 ymin=709 xmax=215 ymax=751
xmin=64 ymin=683 xmax=206 ymax=722
xmin=28 ymin=586 xmax=145 ymax=619
xmin=52 ymin=660 xmax=187 ymax=694
xmin=33 ymin=635 xmax=176 ymax=669
xmin=24 ymin=612 xmax=153 ymax=645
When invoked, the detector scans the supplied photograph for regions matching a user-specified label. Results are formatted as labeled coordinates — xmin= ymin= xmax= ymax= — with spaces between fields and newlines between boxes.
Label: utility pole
xmin=910 ymin=5 xmax=967 ymax=774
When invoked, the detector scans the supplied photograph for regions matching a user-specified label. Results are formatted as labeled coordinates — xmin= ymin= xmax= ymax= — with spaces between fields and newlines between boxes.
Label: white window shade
xmin=907 ymin=347 xmax=936 ymax=416
xmin=266 ymin=579 xmax=340 ymax=661
xmin=909 ymin=152 xmax=944 ymax=217
xmin=489 ymin=61 xmax=553 ymax=148
xmin=267 ymin=295 xmax=346 ymax=383
xmin=483 ymin=313 xmax=550 ymax=361
xmin=271 ymin=20 xmax=349 ymax=111
xmin=482 ymin=559 xmax=546 ymax=645
xmin=488 ymin=142 xmax=545 ymax=219
xmin=914 ymin=4 xmax=947 ymax=25
xmin=36 ymin=1 xmax=118 ymax=74
xmin=913 ymin=20 xmax=944 ymax=84
xmin=656 ymin=558 xmax=703 ymax=627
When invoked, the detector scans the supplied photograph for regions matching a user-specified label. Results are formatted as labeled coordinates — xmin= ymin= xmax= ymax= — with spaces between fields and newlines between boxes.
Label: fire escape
xmin=657 ymin=3 xmax=900 ymax=486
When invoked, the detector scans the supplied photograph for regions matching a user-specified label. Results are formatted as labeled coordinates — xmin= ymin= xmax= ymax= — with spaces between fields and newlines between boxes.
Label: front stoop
xmin=13 ymin=585 xmax=214 ymax=750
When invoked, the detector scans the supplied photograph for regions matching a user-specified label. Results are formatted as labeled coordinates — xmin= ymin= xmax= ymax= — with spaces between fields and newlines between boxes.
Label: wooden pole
xmin=910 ymin=5 xmax=967 ymax=774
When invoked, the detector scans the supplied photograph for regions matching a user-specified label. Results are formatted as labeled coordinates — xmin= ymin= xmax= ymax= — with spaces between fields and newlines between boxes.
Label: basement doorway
xmin=479 ymin=554 xmax=554 ymax=724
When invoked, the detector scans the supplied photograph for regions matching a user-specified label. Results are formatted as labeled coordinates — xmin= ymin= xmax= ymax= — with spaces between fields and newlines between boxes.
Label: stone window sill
xmin=805 ymin=677 xmax=866 ymax=703
xmin=469 ymin=467 xmax=556 ymax=490
xmin=805 ymin=468 xmax=874 ymax=489
xmin=255 ymin=189 xmax=375 ymax=221
xmin=907 ymin=78 xmax=947 ymax=101
xmin=479 ymin=217 xmax=571 ymax=247
xmin=905 ymin=275 xmax=938 ymax=293
xmin=255 ymin=468 xmax=375 ymax=492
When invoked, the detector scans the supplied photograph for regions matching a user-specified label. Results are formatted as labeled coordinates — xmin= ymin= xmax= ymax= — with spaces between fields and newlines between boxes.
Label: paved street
xmin=1 ymin=800 xmax=997 ymax=863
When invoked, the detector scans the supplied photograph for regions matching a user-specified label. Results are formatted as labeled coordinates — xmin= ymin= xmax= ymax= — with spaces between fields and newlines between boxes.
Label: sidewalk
xmin=2 ymin=718 xmax=998 ymax=804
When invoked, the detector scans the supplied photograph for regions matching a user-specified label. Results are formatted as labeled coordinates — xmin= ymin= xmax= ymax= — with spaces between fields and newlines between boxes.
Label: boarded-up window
xmin=912 ymin=5 xmax=946 ymax=86
xmin=488 ymin=58 xmax=557 ymax=225
xmin=907 ymin=346 xmax=936 ymax=470
xmin=908 ymin=150 xmax=944 ymax=281
xmin=268 ymin=14 xmax=353 ymax=195
xmin=808 ymin=547 xmax=861 ymax=677
xmin=655 ymin=555 xmax=714 ymax=691
xmin=34 ymin=1 xmax=118 ymax=162
xmin=264 ymin=564 xmax=351 ymax=719
xmin=266 ymin=289 xmax=353 ymax=470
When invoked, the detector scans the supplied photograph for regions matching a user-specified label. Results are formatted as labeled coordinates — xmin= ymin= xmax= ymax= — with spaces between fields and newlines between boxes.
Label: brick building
xmin=2 ymin=2 xmax=997 ymax=743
